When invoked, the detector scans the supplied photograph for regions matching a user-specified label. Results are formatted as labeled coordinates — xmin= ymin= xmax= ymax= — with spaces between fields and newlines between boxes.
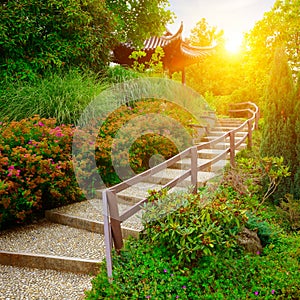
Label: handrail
xmin=102 ymin=102 xmax=259 ymax=277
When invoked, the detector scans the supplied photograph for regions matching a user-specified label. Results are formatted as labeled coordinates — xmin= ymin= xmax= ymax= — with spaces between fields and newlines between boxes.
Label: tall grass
xmin=0 ymin=69 xmax=109 ymax=125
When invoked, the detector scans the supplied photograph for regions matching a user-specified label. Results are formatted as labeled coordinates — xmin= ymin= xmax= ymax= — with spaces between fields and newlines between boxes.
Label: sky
xmin=167 ymin=0 xmax=276 ymax=52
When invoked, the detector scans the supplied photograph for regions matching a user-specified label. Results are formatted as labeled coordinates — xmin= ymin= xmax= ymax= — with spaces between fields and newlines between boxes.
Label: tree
xmin=184 ymin=18 xmax=245 ymax=97
xmin=0 ymin=0 xmax=174 ymax=81
xmin=0 ymin=0 xmax=116 ymax=81
xmin=189 ymin=18 xmax=224 ymax=47
xmin=105 ymin=0 xmax=174 ymax=47
xmin=260 ymin=47 xmax=297 ymax=199
xmin=242 ymin=0 xmax=300 ymax=106
xmin=294 ymin=75 xmax=300 ymax=198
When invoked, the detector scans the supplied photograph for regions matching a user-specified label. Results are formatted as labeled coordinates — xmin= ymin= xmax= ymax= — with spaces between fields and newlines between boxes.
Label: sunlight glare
xmin=225 ymin=34 xmax=243 ymax=54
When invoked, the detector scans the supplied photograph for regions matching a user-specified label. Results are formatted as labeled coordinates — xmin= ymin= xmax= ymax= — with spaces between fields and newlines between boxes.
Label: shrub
xmin=246 ymin=213 xmax=279 ymax=247
xmin=0 ymin=116 xmax=85 ymax=228
xmin=141 ymin=186 xmax=248 ymax=265
xmin=95 ymin=99 xmax=197 ymax=185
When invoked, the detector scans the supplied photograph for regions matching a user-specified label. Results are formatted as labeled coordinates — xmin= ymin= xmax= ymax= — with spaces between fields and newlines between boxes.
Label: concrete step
xmin=116 ymin=181 xmax=187 ymax=205
xmin=207 ymin=131 xmax=247 ymax=137
xmin=48 ymin=198 xmax=143 ymax=233
xmin=210 ymin=126 xmax=248 ymax=132
xmin=218 ymin=118 xmax=245 ymax=125
xmin=146 ymin=168 xmax=216 ymax=188
xmin=197 ymin=148 xmax=226 ymax=159
xmin=173 ymin=157 xmax=228 ymax=173
xmin=201 ymin=133 xmax=247 ymax=143
xmin=197 ymin=141 xmax=247 ymax=151
xmin=0 ymin=220 xmax=105 ymax=275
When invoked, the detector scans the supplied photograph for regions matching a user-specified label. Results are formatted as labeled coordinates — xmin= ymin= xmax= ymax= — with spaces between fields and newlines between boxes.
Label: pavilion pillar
xmin=181 ymin=68 xmax=186 ymax=85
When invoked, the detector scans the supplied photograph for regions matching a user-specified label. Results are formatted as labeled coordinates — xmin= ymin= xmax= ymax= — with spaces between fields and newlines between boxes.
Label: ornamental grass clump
xmin=0 ymin=116 xmax=85 ymax=228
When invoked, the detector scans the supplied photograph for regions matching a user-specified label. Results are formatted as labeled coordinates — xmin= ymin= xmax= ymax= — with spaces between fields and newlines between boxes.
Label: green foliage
xmin=105 ymin=65 xmax=140 ymax=84
xmin=141 ymin=186 xmax=247 ymax=265
xmin=293 ymin=74 xmax=300 ymax=198
xmin=277 ymin=194 xmax=300 ymax=231
xmin=244 ymin=0 xmax=300 ymax=79
xmin=0 ymin=0 xmax=116 ymax=81
xmin=260 ymin=48 xmax=297 ymax=199
xmin=189 ymin=18 xmax=224 ymax=47
xmin=0 ymin=116 xmax=85 ymax=228
xmin=246 ymin=213 xmax=279 ymax=247
xmin=129 ymin=46 xmax=165 ymax=74
xmin=96 ymin=99 xmax=196 ymax=185
xmin=87 ymin=129 xmax=300 ymax=298
xmin=105 ymin=0 xmax=174 ymax=48
xmin=0 ymin=69 xmax=107 ymax=124
xmin=86 ymin=232 xmax=300 ymax=299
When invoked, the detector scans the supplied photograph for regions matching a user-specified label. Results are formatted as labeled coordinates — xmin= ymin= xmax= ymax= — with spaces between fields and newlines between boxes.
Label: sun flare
xmin=225 ymin=34 xmax=243 ymax=54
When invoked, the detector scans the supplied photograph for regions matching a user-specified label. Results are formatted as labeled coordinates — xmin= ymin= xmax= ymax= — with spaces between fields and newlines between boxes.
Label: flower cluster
xmin=0 ymin=116 xmax=85 ymax=228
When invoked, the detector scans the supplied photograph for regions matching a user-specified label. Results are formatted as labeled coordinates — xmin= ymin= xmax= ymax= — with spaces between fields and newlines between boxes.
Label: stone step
xmin=146 ymin=168 xmax=216 ymax=188
xmin=218 ymin=118 xmax=245 ymax=124
xmin=210 ymin=126 xmax=248 ymax=132
xmin=207 ymin=131 xmax=247 ymax=137
xmin=0 ymin=220 xmax=105 ymax=275
xmin=173 ymin=157 xmax=228 ymax=173
xmin=197 ymin=141 xmax=247 ymax=151
xmin=48 ymin=198 xmax=143 ymax=232
xmin=197 ymin=148 xmax=227 ymax=159
xmin=116 ymin=181 xmax=187 ymax=205
xmin=201 ymin=133 xmax=247 ymax=142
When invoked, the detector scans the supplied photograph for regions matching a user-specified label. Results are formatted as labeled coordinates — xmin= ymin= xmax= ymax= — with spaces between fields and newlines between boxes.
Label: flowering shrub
xmin=0 ymin=116 xmax=85 ymax=228
xmin=96 ymin=99 xmax=197 ymax=185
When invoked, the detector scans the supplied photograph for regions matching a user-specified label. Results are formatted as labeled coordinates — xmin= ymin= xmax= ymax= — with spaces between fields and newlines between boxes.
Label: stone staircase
xmin=0 ymin=117 xmax=248 ymax=299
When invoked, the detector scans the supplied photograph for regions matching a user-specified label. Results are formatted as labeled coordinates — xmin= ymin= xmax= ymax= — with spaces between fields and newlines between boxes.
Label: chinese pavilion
xmin=112 ymin=22 xmax=216 ymax=84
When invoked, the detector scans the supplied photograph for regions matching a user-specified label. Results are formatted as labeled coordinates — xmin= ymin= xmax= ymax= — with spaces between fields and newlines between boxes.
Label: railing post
xmin=229 ymin=131 xmax=236 ymax=168
xmin=191 ymin=146 xmax=198 ymax=194
xmin=103 ymin=190 xmax=113 ymax=280
xmin=107 ymin=190 xmax=123 ymax=252
xmin=247 ymin=120 xmax=253 ymax=149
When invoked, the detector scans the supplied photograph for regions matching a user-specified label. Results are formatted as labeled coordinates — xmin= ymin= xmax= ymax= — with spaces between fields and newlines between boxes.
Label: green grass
xmin=0 ymin=68 xmax=109 ymax=125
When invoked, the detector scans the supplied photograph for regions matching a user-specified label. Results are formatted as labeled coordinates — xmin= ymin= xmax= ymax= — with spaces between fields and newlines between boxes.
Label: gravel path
xmin=0 ymin=220 xmax=106 ymax=260
xmin=0 ymin=265 xmax=92 ymax=299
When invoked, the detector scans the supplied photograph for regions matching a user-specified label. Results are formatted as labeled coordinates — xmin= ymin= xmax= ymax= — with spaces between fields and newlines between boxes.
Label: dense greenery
xmin=260 ymin=48 xmax=299 ymax=199
xmin=0 ymin=0 xmax=173 ymax=82
xmin=86 ymin=138 xmax=300 ymax=299
xmin=0 ymin=0 xmax=116 ymax=81
xmin=0 ymin=117 xmax=85 ymax=228
xmin=96 ymin=98 xmax=197 ymax=185
xmin=0 ymin=69 xmax=108 ymax=124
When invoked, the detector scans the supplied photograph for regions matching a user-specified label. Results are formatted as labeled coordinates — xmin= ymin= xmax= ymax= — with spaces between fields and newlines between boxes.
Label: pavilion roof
xmin=112 ymin=22 xmax=216 ymax=73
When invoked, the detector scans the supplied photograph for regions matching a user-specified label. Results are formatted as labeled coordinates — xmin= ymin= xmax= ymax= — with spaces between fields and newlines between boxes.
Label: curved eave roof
xmin=112 ymin=23 xmax=217 ymax=69
xmin=180 ymin=42 xmax=216 ymax=60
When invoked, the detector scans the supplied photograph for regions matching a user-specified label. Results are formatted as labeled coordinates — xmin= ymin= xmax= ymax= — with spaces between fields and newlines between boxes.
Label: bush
xmin=0 ymin=116 xmax=85 ymax=228
xmin=95 ymin=99 xmax=197 ymax=186
xmin=141 ymin=186 xmax=248 ymax=265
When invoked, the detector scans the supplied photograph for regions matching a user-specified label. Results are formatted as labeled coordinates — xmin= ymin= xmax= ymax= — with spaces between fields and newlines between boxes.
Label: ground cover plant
xmin=85 ymin=132 xmax=300 ymax=299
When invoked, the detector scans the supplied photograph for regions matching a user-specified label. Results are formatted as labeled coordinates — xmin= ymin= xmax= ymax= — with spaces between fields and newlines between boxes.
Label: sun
xmin=225 ymin=34 xmax=243 ymax=54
